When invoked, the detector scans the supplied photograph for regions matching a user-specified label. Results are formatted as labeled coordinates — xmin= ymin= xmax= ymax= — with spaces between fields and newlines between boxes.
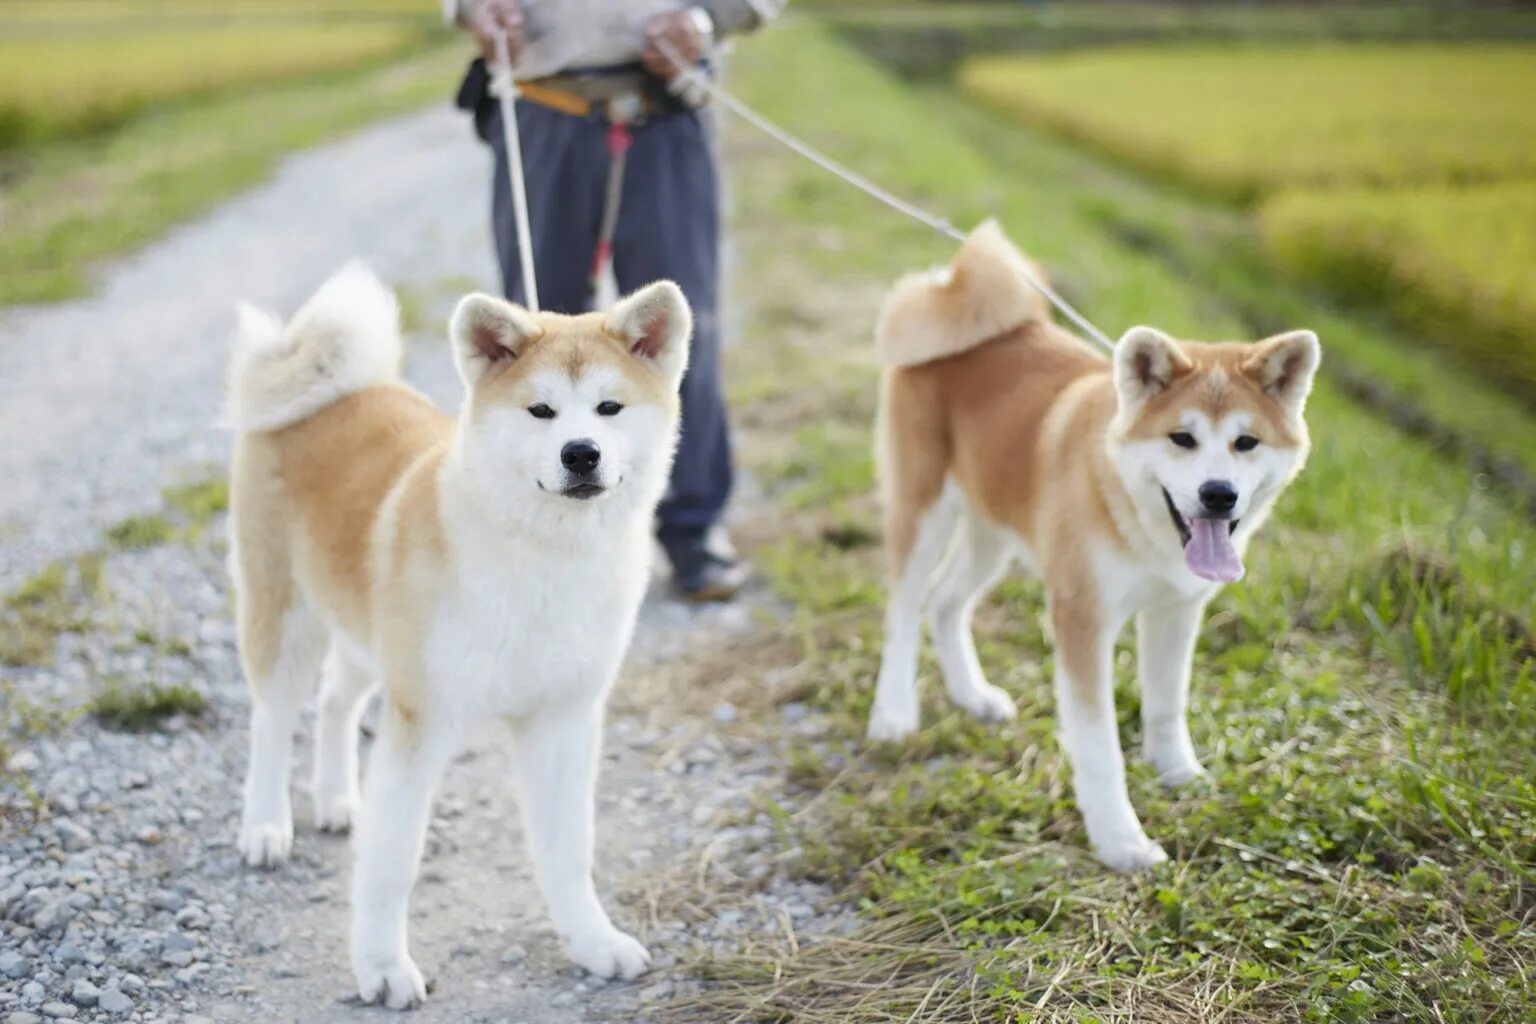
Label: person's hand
xmin=641 ymin=9 xmax=706 ymax=81
xmin=472 ymin=0 xmax=525 ymax=64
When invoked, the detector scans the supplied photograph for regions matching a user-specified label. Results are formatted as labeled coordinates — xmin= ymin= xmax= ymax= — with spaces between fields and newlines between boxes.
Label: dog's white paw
xmin=237 ymin=819 xmax=292 ymax=868
xmin=1095 ymin=835 xmax=1169 ymax=873
xmin=955 ymin=684 xmax=1017 ymax=725
xmin=565 ymin=927 xmax=650 ymax=981
xmin=866 ymin=704 xmax=919 ymax=743
xmin=354 ymin=953 xmax=428 ymax=1010
xmin=313 ymin=789 xmax=358 ymax=833
xmin=1152 ymin=758 xmax=1207 ymax=789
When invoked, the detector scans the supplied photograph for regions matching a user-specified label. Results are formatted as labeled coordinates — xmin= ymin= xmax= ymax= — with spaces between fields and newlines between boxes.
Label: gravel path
xmin=0 ymin=107 xmax=841 ymax=1024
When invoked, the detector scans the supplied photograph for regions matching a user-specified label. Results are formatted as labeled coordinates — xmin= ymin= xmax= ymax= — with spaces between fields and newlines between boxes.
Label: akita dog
xmin=226 ymin=265 xmax=690 ymax=1007
xmin=867 ymin=223 xmax=1319 ymax=871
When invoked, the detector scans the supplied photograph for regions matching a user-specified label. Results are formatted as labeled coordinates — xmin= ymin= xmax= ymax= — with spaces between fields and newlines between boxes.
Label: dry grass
xmin=959 ymin=45 xmax=1536 ymax=202
xmin=0 ymin=23 xmax=429 ymax=147
xmin=1260 ymin=181 xmax=1536 ymax=396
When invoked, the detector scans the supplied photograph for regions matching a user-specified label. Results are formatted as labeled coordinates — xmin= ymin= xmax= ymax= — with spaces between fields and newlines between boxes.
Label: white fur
xmin=869 ymin=323 xmax=1319 ymax=872
xmin=340 ymin=286 xmax=687 ymax=1009
xmin=226 ymin=262 xmax=401 ymax=432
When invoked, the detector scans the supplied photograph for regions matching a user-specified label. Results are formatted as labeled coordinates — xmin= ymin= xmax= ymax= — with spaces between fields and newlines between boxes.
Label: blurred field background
xmin=0 ymin=0 xmax=459 ymax=304
xmin=673 ymin=3 xmax=1536 ymax=1022
xmin=3 ymin=1 xmax=1535 ymax=1021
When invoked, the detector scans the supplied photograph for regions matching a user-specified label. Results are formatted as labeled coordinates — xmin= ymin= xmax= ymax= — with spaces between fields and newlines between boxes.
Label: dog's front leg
xmin=510 ymin=702 xmax=650 ymax=981
xmin=1050 ymin=590 xmax=1167 ymax=872
xmin=350 ymin=703 xmax=453 ymax=1010
xmin=1137 ymin=598 xmax=1208 ymax=787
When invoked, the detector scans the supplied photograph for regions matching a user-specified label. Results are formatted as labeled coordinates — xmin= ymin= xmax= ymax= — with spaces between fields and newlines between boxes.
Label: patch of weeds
xmin=164 ymin=478 xmax=228 ymax=536
xmin=106 ymin=513 xmax=176 ymax=550
xmin=89 ymin=680 xmax=208 ymax=732
xmin=0 ymin=555 xmax=99 ymax=666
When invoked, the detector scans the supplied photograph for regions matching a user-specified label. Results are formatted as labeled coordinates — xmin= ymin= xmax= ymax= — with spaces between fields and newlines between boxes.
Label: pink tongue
xmin=1185 ymin=518 xmax=1244 ymax=583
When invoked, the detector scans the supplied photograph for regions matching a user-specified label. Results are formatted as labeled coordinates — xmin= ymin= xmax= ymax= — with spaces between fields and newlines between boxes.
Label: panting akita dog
xmin=226 ymin=265 xmax=690 ymax=1008
xmin=867 ymin=223 xmax=1319 ymax=871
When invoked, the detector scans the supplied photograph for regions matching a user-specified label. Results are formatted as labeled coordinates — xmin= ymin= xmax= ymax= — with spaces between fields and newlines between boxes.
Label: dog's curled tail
xmin=874 ymin=220 xmax=1051 ymax=368
xmin=225 ymin=262 xmax=402 ymax=433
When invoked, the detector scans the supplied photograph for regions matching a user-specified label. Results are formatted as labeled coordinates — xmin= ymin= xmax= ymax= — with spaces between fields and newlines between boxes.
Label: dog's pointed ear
xmin=1114 ymin=326 xmax=1191 ymax=407
xmin=606 ymin=280 xmax=691 ymax=386
xmin=449 ymin=294 xmax=543 ymax=387
xmin=1243 ymin=329 xmax=1320 ymax=413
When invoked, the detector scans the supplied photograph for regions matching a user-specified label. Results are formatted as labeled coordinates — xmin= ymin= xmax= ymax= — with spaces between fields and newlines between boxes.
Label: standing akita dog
xmin=226 ymin=265 xmax=690 ymax=1007
xmin=867 ymin=223 xmax=1319 ymax=871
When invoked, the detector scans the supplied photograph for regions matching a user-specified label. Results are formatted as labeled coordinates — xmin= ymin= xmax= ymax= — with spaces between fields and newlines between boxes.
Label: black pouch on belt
xmin=455 ymin=58 xmax=498 ymax=144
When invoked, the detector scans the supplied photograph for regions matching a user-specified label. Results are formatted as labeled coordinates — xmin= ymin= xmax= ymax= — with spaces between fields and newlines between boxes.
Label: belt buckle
xmin=608 ymin=93 xmax=644 ymax=125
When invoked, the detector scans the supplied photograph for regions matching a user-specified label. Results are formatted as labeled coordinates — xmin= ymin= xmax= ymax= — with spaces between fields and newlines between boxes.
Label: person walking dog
xmin=446 ymin=0 xmax=783 ymax=601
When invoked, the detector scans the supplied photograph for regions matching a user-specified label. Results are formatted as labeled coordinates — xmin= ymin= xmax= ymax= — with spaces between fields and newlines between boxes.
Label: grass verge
xmin=0 ymin=41 xmax=467 ymax=306
xmin=681 ymin=19 xmax=1536 ymax=1021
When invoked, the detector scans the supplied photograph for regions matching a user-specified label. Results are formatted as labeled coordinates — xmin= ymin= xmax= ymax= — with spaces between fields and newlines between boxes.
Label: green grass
xmin=959 ymin=45 xmax=1536 ymax=202
xmin=88 ymin=680 xmax=209 ymax=732
xmin=0 ymin=555 xmax=103 ymax=667
xmin=0 ymin=23 xmax=434 ymax=149
xmin=679 ymin=19 xmax=1536 ymax=1022
xmin=1261 ymin=182 xmax=1536 ymax=398
xmin=106 ymin=514 xmax=178 ymax=550
xmin=0 ymin=42 xmax=467 ymax=306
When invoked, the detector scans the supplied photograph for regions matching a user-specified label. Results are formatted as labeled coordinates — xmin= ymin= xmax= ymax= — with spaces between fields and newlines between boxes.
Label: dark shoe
xmin=672 ymin=552 xmax=749 ymax=607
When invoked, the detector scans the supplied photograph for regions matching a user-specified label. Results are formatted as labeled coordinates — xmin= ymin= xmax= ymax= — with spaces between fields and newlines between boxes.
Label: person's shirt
xmin=442 ymin=0 xmax=785 ymax=80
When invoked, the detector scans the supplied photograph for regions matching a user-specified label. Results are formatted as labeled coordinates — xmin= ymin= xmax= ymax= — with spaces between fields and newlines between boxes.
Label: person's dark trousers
xmin=471 ymin=81 xmax=734 ymax=564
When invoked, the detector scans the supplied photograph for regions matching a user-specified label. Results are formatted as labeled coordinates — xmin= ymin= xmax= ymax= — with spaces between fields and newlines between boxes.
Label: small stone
xmin=161 ymin=951 xmax=194 ymax=968
xmin=135 ymin=827 xmax=162 ymax=846
xmin=39 ymin=1004 xmax=75 ymax=1019
xmin=67 ymin=981 xmax=97 ymax=1008
xmin=711 ymin=702 xmax=737 ymax=725
xmin=161 ymin=934 xmax=196 ymax=954
xmin=117 ymin=975 xmax=144 ymax=995
xmin=95 ymin=990 xmax=131 ymax=1014
xmin=6 ymin=1012 xmax=43 ymax=1024
xmin=7 ymin=750 xmax=41 ymax=773
xmin=51 ymin=945 xmax=82 ymax=965
xmin=19 ymin=982 xmax=43 ymax=1004
xmin=148 ymin=890 xmax=184 ymax=912
xmin=173 ymin=906 xmax=209 ymax=930
xmin=0 ymin=952 xmax=27 ymax=979
xmin=498 ymin=945 xmax=526 ymax=966
xmin=53 ymin=822 xmax=91 ymax=853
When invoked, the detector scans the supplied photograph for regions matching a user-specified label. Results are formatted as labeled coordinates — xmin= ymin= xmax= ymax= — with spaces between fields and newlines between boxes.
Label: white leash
xmin=658 ymin=41 xmax=1116 ymax=352
xmin=491 ymin=33 xmax=540 ymax=312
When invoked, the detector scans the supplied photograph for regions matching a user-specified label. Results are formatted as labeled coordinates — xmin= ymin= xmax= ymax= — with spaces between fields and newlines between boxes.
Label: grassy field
xmin=1262 ymin=182 xmax=1536 ymax=397
xmin=957 ymin=39 xmax=1536 ymax=417
xmin=0 ymin=42 xmax=465 ymax=306
xmin=959 ymin=45 xmax=1536 ymax=203
xmin=674 ymin=19 xmax=1536 ymax=1022
xmin=0 ymin=24 xmax=431 ymax=148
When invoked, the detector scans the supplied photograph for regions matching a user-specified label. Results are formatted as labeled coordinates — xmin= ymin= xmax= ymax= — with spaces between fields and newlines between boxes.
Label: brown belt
xmin=517 ymin=79 xmax=657 ymax=121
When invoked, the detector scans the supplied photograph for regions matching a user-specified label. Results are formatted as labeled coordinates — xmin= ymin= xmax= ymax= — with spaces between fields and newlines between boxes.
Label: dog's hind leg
xmin=509 ymin=702 xmax=650 ymax=980
xmin=311 ymin=644 xmax=376 ymax=833
xmin=868 ymin=487 xmax=962 ymax=741
xmin=351 ymin=701 xmax=454 ymax=1010
xmin=237 ymin=600 xmax=327 ymax=868
xmin=927 ymin=507 xmax=1017 ymax=725
xmin=1137 ymin=598 xmax=1208 ymax=787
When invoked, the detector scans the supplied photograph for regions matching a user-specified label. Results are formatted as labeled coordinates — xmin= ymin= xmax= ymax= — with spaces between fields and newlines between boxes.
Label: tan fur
xmin=876 ymin=229 xmax=1310 ymax=691
xmin=875 ymin=219 xmax=1051 ymax=369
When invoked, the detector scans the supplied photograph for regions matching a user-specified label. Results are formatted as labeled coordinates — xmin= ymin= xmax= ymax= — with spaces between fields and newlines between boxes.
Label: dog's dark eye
xmin=1169 ymin=431 xmax=1198 ymax=449
xmin=596 ymin=401 xmax=623 ymax=417
xmin=528 ymin=403 xmax=556 ymax=420
xmin=1234 ymin=434 xmax=1260 ymax=452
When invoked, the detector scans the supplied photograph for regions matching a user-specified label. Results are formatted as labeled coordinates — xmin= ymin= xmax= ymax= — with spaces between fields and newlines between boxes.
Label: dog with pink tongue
xmin=864 ymin=223 xmax=1320 ymax=871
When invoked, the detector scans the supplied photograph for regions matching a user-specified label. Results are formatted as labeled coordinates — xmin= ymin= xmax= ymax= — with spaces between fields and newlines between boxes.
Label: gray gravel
xmin=1 ymin=106 xmax=844 ymax=1022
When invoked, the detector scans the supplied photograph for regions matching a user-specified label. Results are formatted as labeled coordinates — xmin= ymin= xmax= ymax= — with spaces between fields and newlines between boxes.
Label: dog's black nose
xmin=1199 ymin=480 xmax=1238 ymax=516
xmin=561 ymin=439 xmax=601 ymax=475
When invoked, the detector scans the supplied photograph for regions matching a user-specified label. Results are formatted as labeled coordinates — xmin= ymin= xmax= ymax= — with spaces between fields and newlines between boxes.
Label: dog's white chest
xmin=424 ymin=538 xmax=648 ymax=718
